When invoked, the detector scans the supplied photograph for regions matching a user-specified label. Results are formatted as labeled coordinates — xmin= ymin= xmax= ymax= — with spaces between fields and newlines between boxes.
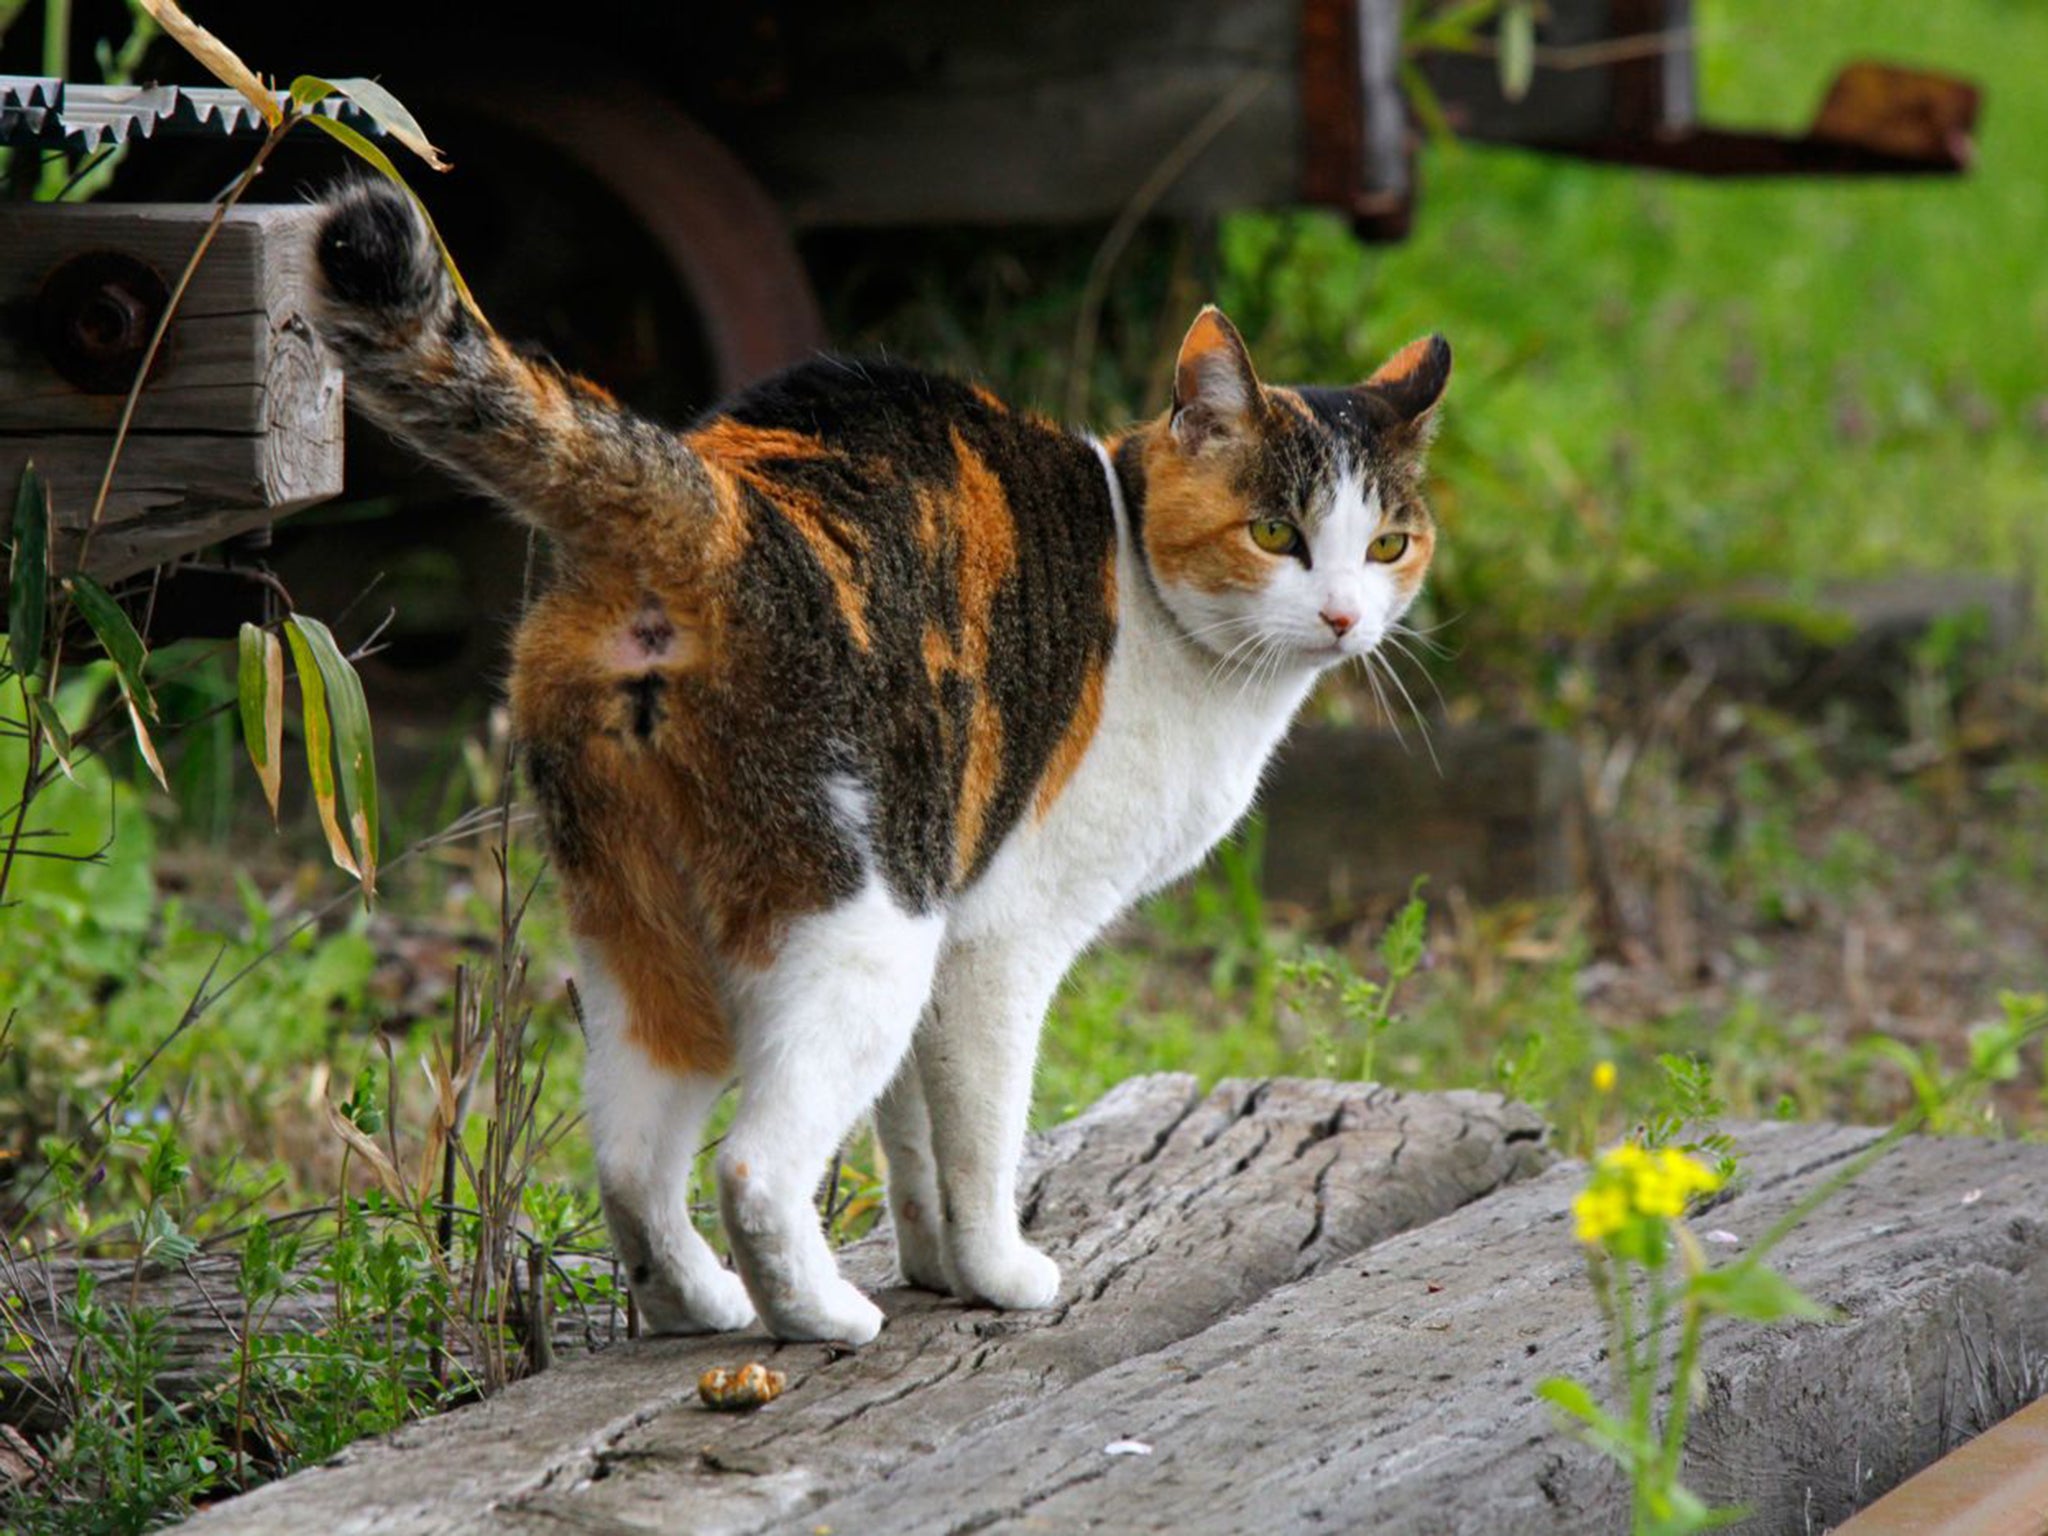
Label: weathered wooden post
xmin=0 ymin=202 xmax=343 ymax=585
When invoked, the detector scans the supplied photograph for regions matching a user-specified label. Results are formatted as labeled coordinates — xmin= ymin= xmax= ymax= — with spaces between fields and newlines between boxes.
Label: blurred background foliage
xmin=0 ymin=0 xmax=2045 ymax=1522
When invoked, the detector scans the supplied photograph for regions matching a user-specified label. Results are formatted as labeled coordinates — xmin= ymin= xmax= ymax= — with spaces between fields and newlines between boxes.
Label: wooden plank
xmin=1610 ymin=573 xmax=2033 ymax=723
xmin=720 ymin=0 xmax=1302 ymax=226
xmin=168 ymin=1101 xmax=2048 ymax=1536
xmin=169 ymin=1076 xmax=1550 ymax=1534
xmin=0 ymin=203 xmax=344 ymax=584
xmin=1832 ymin=1394 xmax=2048 ymax=1536
xmin=1260 ymin=722 xmax=1586 ymax=910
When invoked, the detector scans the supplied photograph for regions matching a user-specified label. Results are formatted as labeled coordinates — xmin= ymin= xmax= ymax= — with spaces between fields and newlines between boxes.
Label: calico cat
xmin=310 ymin=180 xmax=1450 ymax=1346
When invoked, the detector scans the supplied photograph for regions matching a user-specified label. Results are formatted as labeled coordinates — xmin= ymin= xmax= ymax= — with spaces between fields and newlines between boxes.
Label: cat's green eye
xmin=1367 ymin=531 xmax=1411 ymax=564
xmin=1249 ymin=518 xmax=1303 ymax=556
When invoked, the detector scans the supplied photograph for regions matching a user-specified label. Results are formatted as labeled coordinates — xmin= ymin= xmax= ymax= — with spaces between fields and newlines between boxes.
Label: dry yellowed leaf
xmin=322 ymin=1097 xmax=407 ymax=1202
xmin=136 ymin=0 xmax=281 ymax=126
xmin=125 ymin=694 xmax=168 ymax=792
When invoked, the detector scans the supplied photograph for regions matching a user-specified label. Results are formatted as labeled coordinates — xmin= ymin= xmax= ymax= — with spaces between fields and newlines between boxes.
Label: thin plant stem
xmin=1661 ymin=1290 xmax=1705 ymax=1495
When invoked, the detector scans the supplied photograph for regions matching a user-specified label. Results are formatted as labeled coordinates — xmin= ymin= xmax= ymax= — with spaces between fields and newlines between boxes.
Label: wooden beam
xmin=1261 ymin=722 xmax=1588 ymax=910
xmin=0 ymin=203 xmax=343 ymax=586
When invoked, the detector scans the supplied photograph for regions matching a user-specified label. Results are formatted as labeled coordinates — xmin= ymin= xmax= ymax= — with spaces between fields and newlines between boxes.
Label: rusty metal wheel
xmin=442 ymin=77 xmax=825 ymax=394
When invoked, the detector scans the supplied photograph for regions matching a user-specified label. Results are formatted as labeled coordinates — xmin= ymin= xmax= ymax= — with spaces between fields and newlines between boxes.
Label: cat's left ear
xmin=1358 ymin=333 xmax=1452 ymax=448
xmin=1171 ymin=306 xmax=1263 ymax=453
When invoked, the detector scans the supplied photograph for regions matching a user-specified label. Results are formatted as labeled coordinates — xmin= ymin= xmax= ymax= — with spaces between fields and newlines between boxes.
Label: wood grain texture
xmin=169 ymin=1076 xmax=1549 ymax=1535
xmin=0 ymin=203 xmax=343 ymax=583
xmin=168 ymin=1094 xmax=2048 ymax=1535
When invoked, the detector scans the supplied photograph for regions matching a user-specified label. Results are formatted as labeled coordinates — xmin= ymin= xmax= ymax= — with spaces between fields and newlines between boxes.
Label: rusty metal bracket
xmin=1563 ymin=62 xmax=1979 ymax=177
xmin=1300 ymin=0 xmax=1414 ymax=243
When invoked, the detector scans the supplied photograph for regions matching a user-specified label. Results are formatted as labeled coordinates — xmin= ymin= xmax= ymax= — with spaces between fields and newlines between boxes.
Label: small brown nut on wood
xmin=698 ymin=1362 xmax=786 ymax=1412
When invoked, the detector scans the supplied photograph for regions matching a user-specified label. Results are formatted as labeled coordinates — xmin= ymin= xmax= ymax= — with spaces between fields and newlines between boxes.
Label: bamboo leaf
xmin=1499 ymin=2 xmax=1536 ymax=102
xmin=63 ymin=576 xmax=154 ymax=719
xmin=287 ymin=75 xmax=335 ymax=109
xmin=295 ymin=74 xmax=450 ymax=171
xmin=285 ymin=616 xmax=379 ymax=899
xmin=134 ymin=0 xmax=281 ymax=126
xmin=1399 ymin=59 xmax=1457 ymax=144
xmin=29 ymin=695 xmax=75 ymax=782
xmin=301 ymin=114 xmax=483 ymax=319
xmin=8 ymin=463 xmax=48 ymax=680
xmin=1404 ymin=0 xmax=1505 ymax=54
xmin=124 ymin=693 xmax=168 ymax=792
xmin=282 ymin=617 xmax=361 ymax=883
xmin=64 ymin=574 xmax=167 ymax=789
xmin=237 ymin=623 xmax=285 ymax=824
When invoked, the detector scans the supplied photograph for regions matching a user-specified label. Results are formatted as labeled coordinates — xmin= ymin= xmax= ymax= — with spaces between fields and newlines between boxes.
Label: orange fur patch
xmin=942 ymin=429 xmax=1018 ymax=880
xmin=1270 ymin=387 xmax=1317 ymax=424
xmin=1034 ymin=548 xmax=1117 ymax=818
xmin=686 ymin=419 xmax=873 ymax=649
xmin=1139 ymin=432 xmax=1267 ymax=595
xmin=1389 ymin=525 xmax=1437 ymax=601
xmin=1368 ymin=335 xmax=1436 ymax=389
xmin=1177 ymin=308 xmax=1244 ymax=382
xmin=586 ymin=886 xmax=731 ymax=1075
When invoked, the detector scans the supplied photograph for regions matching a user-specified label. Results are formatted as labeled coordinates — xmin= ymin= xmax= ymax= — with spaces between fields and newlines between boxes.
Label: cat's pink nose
xmin=1320 ymin=609 xmax=1356 ymax=637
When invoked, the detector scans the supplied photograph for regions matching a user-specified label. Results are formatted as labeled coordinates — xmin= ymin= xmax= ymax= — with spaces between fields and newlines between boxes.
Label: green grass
xmin=1217 ymin=2 xmax=2048 ymax=687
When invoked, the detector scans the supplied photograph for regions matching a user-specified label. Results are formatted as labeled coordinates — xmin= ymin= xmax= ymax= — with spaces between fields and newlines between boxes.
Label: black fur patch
xmin=711 ymin=359 xmax=1120 ymax=905
xmin=314 ymin=180 xmax=440 ymax=316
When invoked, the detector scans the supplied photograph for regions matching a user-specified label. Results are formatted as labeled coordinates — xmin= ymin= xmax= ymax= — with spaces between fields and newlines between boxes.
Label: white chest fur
xmin=950 ymin=447 xmax=1315 ymax=951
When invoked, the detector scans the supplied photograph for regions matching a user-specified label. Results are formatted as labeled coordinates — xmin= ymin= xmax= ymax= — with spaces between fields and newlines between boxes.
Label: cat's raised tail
xmin=310 ymin=180 xmax=700 ymax=553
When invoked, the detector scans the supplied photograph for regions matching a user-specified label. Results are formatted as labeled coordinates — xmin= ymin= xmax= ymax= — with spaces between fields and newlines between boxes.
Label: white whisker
xmin=1360 ymin=652 xmax=1405 ymax=750
xmin=1380 ymin=632 xmax=1450 ymax=714
xmin=1371 ymin=646 xmax=1440 ymax=773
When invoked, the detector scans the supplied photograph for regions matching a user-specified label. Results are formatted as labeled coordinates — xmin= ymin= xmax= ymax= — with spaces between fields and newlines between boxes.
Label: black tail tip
xmin=314 ymin=180 xmax=441 ymax=314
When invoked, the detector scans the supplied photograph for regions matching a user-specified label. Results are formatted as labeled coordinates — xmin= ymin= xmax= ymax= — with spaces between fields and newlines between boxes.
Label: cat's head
xmin=1136 ymin=306 xmax=1449 ymax=673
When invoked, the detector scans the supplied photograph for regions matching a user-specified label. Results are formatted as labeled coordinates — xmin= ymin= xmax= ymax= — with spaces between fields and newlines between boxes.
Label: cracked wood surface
xmin=174 ymin=1082 xmax=2048 ymax=1535
xmin=173 ymin=1076 xmax=1547 ymax=1534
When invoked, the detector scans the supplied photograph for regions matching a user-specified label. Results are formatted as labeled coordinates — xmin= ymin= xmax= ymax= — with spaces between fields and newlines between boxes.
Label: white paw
xmin=954 ymin=1241 xmax=1061 ymax=1311
xmin=756 ymin=1275 xmax=886 ymax=1347
xmin=634 ymin=1263 xmax=758 ymax=1336
xmin=691 ymin=1265 xmax=761 ymax=1333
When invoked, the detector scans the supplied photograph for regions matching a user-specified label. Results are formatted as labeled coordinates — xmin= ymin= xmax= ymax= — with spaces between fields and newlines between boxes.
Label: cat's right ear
xmin=1171 ymin=306 xmax=1262 ymax=453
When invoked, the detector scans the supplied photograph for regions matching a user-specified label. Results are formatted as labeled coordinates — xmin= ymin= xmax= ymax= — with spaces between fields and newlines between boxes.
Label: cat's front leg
xmin=920 ymin=939 xmax=1066 ymax=1311
xmin=873 ymin=1051 xmax=953 ymax=1293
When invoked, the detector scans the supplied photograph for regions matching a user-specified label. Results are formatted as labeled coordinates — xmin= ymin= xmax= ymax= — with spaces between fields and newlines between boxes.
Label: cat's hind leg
xmin=718 ymin=878 xmax=944 ymax=1345
xmin=873 ymin=1049 xmax=951 ymax=1293
xmin=578 ymin=951 xmax=755 ymax=1335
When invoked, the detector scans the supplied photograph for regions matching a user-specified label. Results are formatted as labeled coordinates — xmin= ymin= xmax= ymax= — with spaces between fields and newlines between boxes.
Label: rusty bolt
xmin=35 ymin=251 xmax=173 ymax=394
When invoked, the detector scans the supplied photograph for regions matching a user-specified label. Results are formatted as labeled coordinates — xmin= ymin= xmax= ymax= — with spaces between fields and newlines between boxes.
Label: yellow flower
xmin=1591 ymin=1060 xmax=1617 ymax=1094
xmin=1572 ymin=1183 xmax=1629 ymax=1243
xmin=1571 ymin=1142 xmax=1724 ymax=1249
